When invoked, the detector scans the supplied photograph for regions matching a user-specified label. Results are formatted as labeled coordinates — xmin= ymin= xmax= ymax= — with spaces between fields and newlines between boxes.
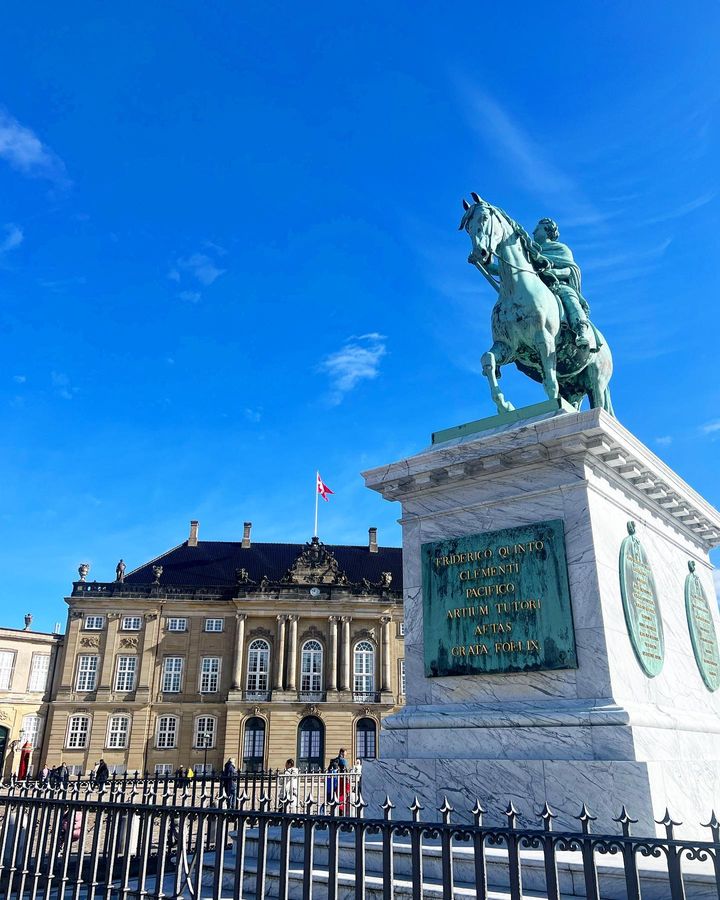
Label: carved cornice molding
xmin=362 ymin=407 xmax=720 ymax=550
xmin=248 ymin=626 xmax=273 ymax=642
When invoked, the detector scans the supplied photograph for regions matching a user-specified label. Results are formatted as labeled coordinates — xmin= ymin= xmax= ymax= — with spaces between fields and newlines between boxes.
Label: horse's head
xmin=458 ymin=194 xmax=508 ymax=266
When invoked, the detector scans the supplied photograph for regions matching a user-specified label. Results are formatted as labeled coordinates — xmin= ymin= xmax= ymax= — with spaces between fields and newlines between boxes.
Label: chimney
xmin=242 ymin=522 xmax=252 ymax=549
xmin=188 ymin=520 xmax=199 ymax=547
xmin=53 ymin=623 xmax=62 ymax=634
xmin=368 ymin=527 xmax=378 ymax=553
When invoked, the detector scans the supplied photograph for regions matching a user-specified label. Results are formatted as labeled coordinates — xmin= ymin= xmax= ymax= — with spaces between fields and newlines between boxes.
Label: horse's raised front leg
xmin=481 ymin=341 xmax=515 ymax=413
xmin=535 ymin=331 xmax=559 ymax=402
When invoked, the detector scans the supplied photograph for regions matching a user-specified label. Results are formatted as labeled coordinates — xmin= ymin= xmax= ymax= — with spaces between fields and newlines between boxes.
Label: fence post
xmin=575 ymin=804 xmax=600 ymax=900
xmin=657 ymin=809 xmax=687 ymax=900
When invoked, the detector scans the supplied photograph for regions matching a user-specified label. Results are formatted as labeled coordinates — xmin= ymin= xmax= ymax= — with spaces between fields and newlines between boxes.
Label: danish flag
xmin=317 ymin=472 xmax=334 ymax=502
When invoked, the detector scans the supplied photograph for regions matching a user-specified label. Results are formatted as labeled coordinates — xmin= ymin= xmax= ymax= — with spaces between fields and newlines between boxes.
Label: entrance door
xmin=297 ymin=716 xmax=324 ymax=772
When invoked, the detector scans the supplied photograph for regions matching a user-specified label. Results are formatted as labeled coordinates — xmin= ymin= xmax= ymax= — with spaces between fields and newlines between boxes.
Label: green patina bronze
xmin=421 ymin=520 xmax=577 ymax=677
xmin=685 ymin=560 xmax=720 ymax=692
xmin=618 ymin=521 xmax=664 ymax=677
xmin=431 ymin=398 xmax=575 ymax=445
xmin=458 ymin=195 xmax=614 ymax=417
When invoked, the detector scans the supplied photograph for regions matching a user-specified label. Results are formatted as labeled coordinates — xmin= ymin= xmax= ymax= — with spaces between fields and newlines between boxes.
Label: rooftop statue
xmin=459 ymin=195 xmax=614 ymax=416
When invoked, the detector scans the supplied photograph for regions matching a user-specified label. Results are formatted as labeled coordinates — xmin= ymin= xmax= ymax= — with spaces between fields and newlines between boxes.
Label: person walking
xmin=59 ymin=763 xmax=69 ymax=789
xmin=95 ymin=759 xmax=109 ymax=791
xmin=281 ymin=758 xmax=300 ymax=812
xmin=223 ymin=757 xmax=237 ymax=807
xmin=40 ymin=764 xmax=50 ymax=787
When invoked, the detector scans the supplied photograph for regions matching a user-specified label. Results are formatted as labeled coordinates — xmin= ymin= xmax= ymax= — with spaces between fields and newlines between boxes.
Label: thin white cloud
xmin=175 ymin=252 xmax=225 ymax=286
xmin=655 ymin=436 xmax=673 ymax=446
xmin=320 ymin=334 xmax=387 ymax=405
xmin=637 ymin=192 xmax=716 ymax=227
xmin=51 ymin=371 xmax=77 ymax=400
xmin=12 ymin=375 xmax=26 ymax=384
xmin=244 ymin=407 xmax=262 ymax=423
xmin=0 ymin=109 xmax=67 ymax=183
xmin=700 ymin=420 xmax=720 ymax=435
xmin=459 ymin=86 xmax=600 ymax=225
xmin=178 ymin=290 xmax=201 ymax=303
xmin=0 ymin=224 xmax=23 ymax=253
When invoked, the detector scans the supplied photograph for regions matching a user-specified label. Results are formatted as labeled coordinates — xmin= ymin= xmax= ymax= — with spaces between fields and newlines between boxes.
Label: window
xmin=66 ymin=715 xmax=90 ymax=749
xmin=109 ymin=764 xmax=127 ymax=775
xmin=107 ymin=715 xmax=130 ymax=749
xmin=156 ymin=716 xmax=178 ymax=749
xmin=162 ymin=657 xmax=183 ymax=693
xmin=353 ymin=641 xmax=375 ymax=697
xmin=167 ymin=618 xmax=187 ymax=632
xmin=27 ymin=654 xmax=51 ymax=693
xmin=300 ymin=640 xmax=323 ymax=694
xmin=115 ymin=657 xmax=137 ymax=692
xmin=194 ymin=763 xmax=214 ymax=775
xmin=199 ymin=657 xmax=220 ymax=693
xmin=399 ymin=659 xmax=406 ymax=696
xmin=398 ymin=622 xmax=405 ymax=637
xmin=155 ymin=764 xmax=173 ymax=776
xmin=76 ymin=655 xmax=99 ymax=692
xmin=194 ymin=716 xmax=216 ymax=749
xmin=297 ymin=716 xmax=324 ymax=771
xmin=204 ymin=618 xmax=224 ymax=632
xmin=21 ymin=714 xmax=42 ymax=749
xmin=0 ymin=651 xmax=15 ymax=690
xmin=356 ymin=718 xmax=377 ymax=759
xmin=246 ymin=640 xmax=270 ymax=694
xmin=242 ymin=716 xmax=265 ymax=772
xmin=84 ymin=616 xmax=104 ymax=630
xmin=121 ymin=616 xmax=142 ymax=631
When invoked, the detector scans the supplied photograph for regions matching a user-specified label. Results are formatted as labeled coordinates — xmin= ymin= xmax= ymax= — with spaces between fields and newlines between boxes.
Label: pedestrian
xmin=324 ymin=758 xmax=339 ymax=814
xmin=59 ymin=763 xmax=70 ymax=788
xmin=41 ymin=764 xmax=50 ymax=787
xmin=337 ymin=749 xmax=348 ymax=772
xmin=223 ymin=757 xmax=237 ymax=807
xmin=95 ymin=759 xmax=109 ymax=791
xmin=89 ymin=761 xmax=99 ymax=787
xmin=280 ymin=758 xmax=300 ymax=812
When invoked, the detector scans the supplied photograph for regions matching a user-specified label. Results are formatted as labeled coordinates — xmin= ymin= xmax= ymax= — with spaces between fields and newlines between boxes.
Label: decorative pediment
xmin=300 ymin=704 xmax=323 ymax=718
xmin=282 ymin=537 xmax=349 ymax=586
xmin=300 ymin=625 xmax=325 ymax=644
xmin=119 ymin=637 xmax=138 ymax=649
xmin=80 ymin=637 xmax=100 ymax=648
xmin=248 ymin=626 xmax=273 ymax=642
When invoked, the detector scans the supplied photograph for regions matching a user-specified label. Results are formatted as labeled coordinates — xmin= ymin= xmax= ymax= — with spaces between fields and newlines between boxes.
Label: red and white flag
xmin=317 ymin=472 xmax=334 ymax=502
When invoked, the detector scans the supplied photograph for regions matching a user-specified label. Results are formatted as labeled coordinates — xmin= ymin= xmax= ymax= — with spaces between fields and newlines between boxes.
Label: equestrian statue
xmin=459 ymin=194 xmax=614 ymax=417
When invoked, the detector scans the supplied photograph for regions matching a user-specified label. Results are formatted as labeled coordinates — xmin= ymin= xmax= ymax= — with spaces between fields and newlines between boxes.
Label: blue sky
xmin=1 ymin=3 xmax=718 ymax=632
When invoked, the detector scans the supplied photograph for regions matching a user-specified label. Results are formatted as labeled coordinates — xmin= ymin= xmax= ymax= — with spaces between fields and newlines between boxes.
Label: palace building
xmin=43 ymin=522 xmax=404 ymax=774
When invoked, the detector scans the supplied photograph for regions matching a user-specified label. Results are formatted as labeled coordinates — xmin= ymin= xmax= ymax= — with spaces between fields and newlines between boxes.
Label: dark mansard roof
xmin=123 ymin=537 xmax=403 ymax=592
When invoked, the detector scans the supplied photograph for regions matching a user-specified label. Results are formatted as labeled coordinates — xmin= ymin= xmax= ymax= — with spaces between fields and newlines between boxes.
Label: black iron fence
xmin=0 ymin=789 xmax=718 ymax=899
xmin=1 ymin=770 xmax=361 ymax=813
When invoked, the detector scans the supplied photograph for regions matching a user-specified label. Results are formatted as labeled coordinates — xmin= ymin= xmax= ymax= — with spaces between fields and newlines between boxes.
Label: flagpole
xmin=314 ymin=472 xmax=319 ymax=538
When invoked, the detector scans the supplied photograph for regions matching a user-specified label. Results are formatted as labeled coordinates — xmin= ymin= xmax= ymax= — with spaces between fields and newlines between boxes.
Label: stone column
xmin=286 ymin=615 xmax=298 ymax=691
xmin=273 ymin=615 xmax=286 ymax=691
xmin=380 ymin=616 xmax=392 ymax=693
xmin=328 ymin=616 xmax=338 ymax=691
xmin=232 ymin=614 xmax=247 ymax=690
xmin=340 ymin=616 xmax=352 ymax=691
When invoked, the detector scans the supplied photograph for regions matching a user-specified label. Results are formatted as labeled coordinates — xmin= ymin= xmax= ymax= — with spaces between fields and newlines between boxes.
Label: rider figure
xmin=532 ymin=218 xmax=592 ymax=349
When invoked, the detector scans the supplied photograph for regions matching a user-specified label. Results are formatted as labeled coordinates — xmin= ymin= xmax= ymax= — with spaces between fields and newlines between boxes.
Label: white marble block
xmin=361 ymin=407 xmax=720 ymax=838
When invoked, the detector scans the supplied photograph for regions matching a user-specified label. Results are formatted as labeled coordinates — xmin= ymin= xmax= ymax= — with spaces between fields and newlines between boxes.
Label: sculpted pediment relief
xmin=282 ymin=537 xmax=349 ymax=586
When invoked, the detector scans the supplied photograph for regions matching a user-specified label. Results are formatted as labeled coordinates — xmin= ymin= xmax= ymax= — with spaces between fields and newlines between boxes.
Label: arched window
xmin=107 ymin=715 xmax=130 ymax=749
xmin=194 ymin=716 xmax=217 ymax=749
xmin=353 ymin=640 xmax=375 ymax=699
xmin=356 ymin=718 xmax=377 ymax=759
xmin=297 ymin=716 xmax=324 ymax=771
xmin=66 ymin=715 xmax=90 ymax=749
xmin=246 ymin=639 xmax=271 ymax=696
xmin=21 ymin=714 xmax=42 ymax=751
xmin=300 ymin=640 xmax=323 ymax=695
xmin=156 ymin=715 xmax=178 ymax=750
xmin=242 ymin=716 xmax=266 ymax=772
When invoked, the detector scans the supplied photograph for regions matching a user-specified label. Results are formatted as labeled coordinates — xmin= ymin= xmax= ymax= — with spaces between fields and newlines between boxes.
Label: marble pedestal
xmin=361 ymin=406 xmax=720 ymax=838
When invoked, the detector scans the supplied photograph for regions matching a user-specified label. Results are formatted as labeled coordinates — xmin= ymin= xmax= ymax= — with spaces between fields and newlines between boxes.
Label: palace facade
xmin=43 ymin=522 xmax=404 ymax=774
xmin=0 ymin=622 xmax=64 ymax=777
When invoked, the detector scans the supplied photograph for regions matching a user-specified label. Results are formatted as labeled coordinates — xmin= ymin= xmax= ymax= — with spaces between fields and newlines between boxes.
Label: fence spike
xmin=237 ymin=789 xmax=249 ymax=811
xmin=471 ymin=799 xmax=485 ymax=826
xmin=613 ymin=805 xmax=638 ymax=836
xmin=439 ymin=796 xmax=454 ymax=824
xmin=505 ymin=801 xmax=519 ymax=828
xmin=539 ymin=802 xmax=557 ymax=831
xmin=353 ymin=791 xmax=368 ymax=819
xmin=381 ymin=795 xmax=395 ymax=820
xmin=409 ymin=796 xmax=424 ymax=822
xmin=655 ymin=808 xmax=682 ymax=840
xmin=303 ymin=792 xmax=315 ymax=815
xmin=575 ymin=803 xmax=597 ymax=834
